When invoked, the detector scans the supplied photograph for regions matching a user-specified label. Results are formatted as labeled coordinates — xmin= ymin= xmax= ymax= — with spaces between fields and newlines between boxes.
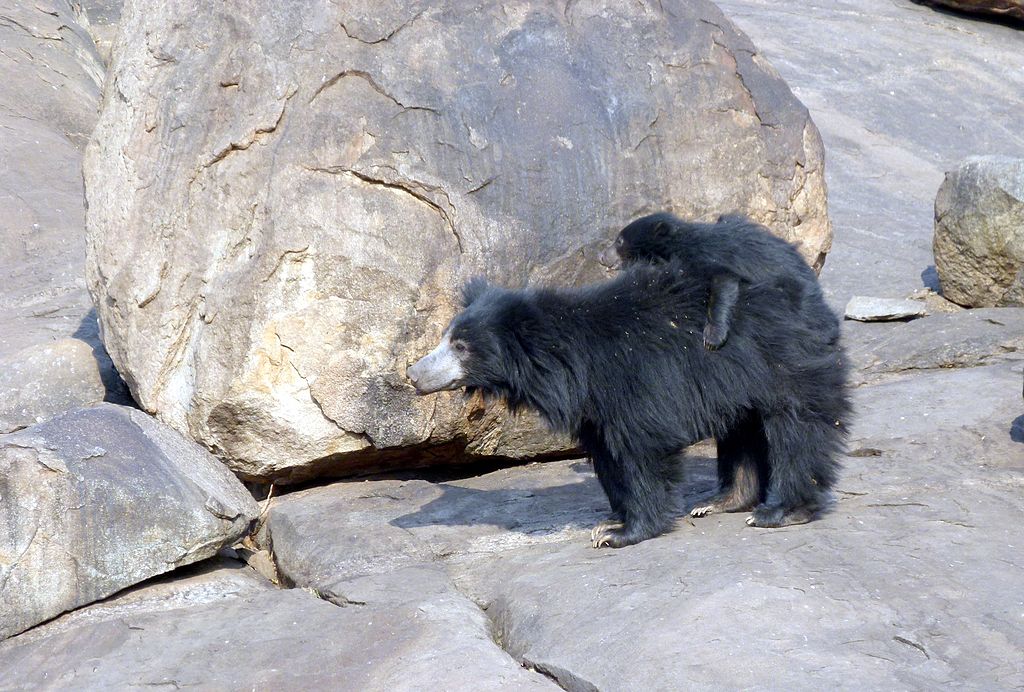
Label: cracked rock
xmin=86 ymin=0 xmax=831 ymax=482
xmin=0 ymin=404 xmax=258 ymax=640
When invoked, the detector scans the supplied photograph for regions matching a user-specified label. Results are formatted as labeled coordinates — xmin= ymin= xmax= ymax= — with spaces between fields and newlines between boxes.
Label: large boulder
xmin=86 ymin=0 xmax=831 ymax=483
xmin=917 ymin=0 xmax=1024 ymax=21
xmin=934 ymin=156 xmax=1024 ymax=307
xmin=0 ymin=404 xmax=258 ymax=640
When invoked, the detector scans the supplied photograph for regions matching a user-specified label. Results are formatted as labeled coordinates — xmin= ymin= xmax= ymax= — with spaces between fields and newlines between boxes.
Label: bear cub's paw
xmin=702 ymin=323 xmax=727 ymax=350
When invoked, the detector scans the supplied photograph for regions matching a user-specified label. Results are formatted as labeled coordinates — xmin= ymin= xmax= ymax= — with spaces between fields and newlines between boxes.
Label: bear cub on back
xmin=611 ymin=212 xmax=833 ymax=351
xmin=408 ymin=242 xmax=850 ymax=548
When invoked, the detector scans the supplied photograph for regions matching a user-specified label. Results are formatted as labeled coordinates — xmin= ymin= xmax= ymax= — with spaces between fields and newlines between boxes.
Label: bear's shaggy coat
xmin=408 ymin=261 xmax=849 ymax=548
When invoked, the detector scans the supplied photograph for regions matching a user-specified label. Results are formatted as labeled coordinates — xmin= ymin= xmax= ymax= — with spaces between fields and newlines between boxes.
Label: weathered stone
xmin=845 ymin=307 xmax=1024 ymax=384
xmin=844 ymin=296 xmax=928 ymax=321
xmin=0 ymin=0 xmax=128 ymax=420
xmin=259 ymin=363 xmax=1024 ymax=689
xmin=85 ymin=0 xmax=830 ymax=483
xmin=0 ymin=0 xmax=105 ymax=357
xmin=79 ymin=0 xmax=122 ymax=65
xmin=918 ymin=0 xmax=1024 ymax=21
xmin=0 ymin=404 xmax=258 ymax=640
xmin=0 ymin=338 xmax=131 ymax=433
xmin=0 ymin=559 xmax=558 ymax=690
xmin=934 ymin=156 xmax=1024 ymax=307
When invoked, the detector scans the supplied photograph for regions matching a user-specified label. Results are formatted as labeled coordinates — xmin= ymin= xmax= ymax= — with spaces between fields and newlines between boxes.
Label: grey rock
xmin=0 ymin=0 xmax=105 ymax=358
xmin=845 ymin=307 xmax=1024 ymax=383
xmin=844 ymin=295 xmax=928 ymax=321
xmin=0 ymin=404 xmax=258 ymax=640
xmin=0 ymin=559 xmax=557 ymax=690
xmin=934 ymin=156 xmax=1024 ymax=307
xmin=0 ymin=0 xmax=127 ymax=416
xmin=79 ymin=0 xmax=123 ymax=64
xmin=714 ymin=0 xmax=1024 ymax=312
xmin=0 ymin=338 xmax=130 ymax=433
xmin=261 ymin=364 xmax=1024 ymax=689
xmin=918 ymin=0 xmax=1024 ymax=21
xmin=86 ymin=0 xmax=830 ymax=483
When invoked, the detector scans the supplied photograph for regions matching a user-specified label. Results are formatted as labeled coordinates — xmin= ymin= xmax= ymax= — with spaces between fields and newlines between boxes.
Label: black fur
xmin=615 ymin=213 xmax=832 ymax=349
xmin=437 ymin=259 xmax=849 ymax=548
xmin=614 ymin=213 xmax=843 ymax=524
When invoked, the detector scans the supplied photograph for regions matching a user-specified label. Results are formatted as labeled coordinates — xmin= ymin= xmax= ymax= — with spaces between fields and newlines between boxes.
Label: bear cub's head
xmin=603 ymin=212 xmax=680 ymax=268
xmin=407 ymin=277 xmax=530 ymax=396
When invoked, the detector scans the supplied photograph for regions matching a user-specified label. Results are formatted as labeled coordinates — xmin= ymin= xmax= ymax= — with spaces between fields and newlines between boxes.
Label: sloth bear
xmin=609 ymin=213 xmax=827 ymax=350
xmin=407 ymin=260 xmax=849 ymax=549
xmin=611 ymin=212 xmax=844 ymax=519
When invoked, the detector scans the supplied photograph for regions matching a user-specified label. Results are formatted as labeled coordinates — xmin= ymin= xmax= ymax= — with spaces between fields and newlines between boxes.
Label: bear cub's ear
xmin=461 ymin=276 xmax=490 ymax=307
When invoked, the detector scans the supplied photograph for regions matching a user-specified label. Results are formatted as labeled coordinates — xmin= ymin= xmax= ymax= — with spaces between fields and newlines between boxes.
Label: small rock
xmin=934 ymin=156 xmax=1024 ymax=308
xmin=844 ymin=296 xmax=928 ymax=321
xmin=0 ymin=404 xmax=258 ymax=640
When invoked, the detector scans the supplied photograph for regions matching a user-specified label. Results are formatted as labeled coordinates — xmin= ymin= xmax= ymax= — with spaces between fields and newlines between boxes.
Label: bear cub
xmin=609 ymin=212 xmax=832 ymax=351
xmin=408 ymin=246 xmax=849 ymax=548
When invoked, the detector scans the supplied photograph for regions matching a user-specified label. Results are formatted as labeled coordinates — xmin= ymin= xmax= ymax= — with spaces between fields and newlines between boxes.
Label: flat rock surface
xmin=715 ymin=0 xmax=1024 ymax=311
xmin=0 ymin=404 xmax=257 ymax=640
xmin=844 ymin=307 xmax=1024 ymax=384
xmin=0 ymin=559 xmax=557 ymax=690
xmin=259 ymin=363 xmax=1024 ymax=689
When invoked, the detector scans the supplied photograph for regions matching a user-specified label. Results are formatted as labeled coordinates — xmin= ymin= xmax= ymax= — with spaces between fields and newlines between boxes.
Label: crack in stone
xmin=308 ymin=69 xmax=438 ymax=115
xmin=202 ymin=90 xmax=295 ymax=169
xmin=306 ymin=165 xmax=464 ymax=253
xmin=338 ymin=9 xmax=426 ymax=45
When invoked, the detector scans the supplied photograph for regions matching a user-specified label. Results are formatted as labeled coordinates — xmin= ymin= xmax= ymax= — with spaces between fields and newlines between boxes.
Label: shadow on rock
xmin=390 ymin=456 xmax=719 ymax=536
xmin=1011 ymin=414 xmax=1024 ymax=443
xmin=74 ymin=307 xmax=135 ymax=406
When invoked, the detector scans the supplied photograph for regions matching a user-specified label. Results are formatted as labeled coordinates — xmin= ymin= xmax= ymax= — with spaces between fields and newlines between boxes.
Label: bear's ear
xmin=461 ymin=276 xmax=489 ymax=307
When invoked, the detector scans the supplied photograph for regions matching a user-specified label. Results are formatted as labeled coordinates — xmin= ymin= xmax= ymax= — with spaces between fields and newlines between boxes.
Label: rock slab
xmin=844 ymin=295 xmax=928 ymax=321
xmin=0 ymin=559 xmax=556 ymax=690
xmin=934 ymin=156 xmax=1024 ymax=307
xmin=258 ymin=363 xmax=1024 ymax=689
xmin=0 ymin=404 xmax=258 ymax=640
xmin=86 ymin=0 xmax=831 ymax=483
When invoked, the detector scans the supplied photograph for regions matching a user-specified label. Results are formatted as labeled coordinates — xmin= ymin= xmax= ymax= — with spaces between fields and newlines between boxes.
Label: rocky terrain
xmin=1 ymin=0 xmax=1022 ymax=690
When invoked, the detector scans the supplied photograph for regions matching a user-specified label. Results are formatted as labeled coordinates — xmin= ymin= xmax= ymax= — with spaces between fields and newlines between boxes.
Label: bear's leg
xmin=691 ymin=410 xmax=767 ymax=517
xmin=591 ymin=453 xmax=678 ymax=548
xmin=746 ymin=410 xmax=838 ymax=528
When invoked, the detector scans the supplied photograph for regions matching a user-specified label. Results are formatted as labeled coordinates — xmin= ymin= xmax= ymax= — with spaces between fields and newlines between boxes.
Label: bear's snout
xmin=407 ymin=336 xmax=465 ymax=394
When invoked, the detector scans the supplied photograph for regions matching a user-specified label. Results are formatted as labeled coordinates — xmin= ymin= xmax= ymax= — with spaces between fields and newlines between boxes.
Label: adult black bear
xmin=407 ymin=261 xmax=849 ymax=548
xmin=611 ymin=212 xmax=843 ymax=519
xmin=610 ymin=213 xmax=827 ymax=350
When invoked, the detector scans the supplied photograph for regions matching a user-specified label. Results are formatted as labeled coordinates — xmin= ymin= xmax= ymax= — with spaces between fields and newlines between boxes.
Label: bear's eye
xmin=452 ymin=340 xmax=468 ymax=354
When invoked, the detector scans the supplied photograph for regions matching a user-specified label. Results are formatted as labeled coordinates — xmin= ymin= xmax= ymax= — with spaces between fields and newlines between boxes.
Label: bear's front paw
xmin=590 ymin=519 xmax=623 ymax=545
xmin=703 ymin=323 xmax=727 ymax=350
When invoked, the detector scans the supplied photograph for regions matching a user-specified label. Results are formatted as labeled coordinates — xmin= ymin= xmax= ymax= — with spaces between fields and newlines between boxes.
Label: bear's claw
xmin=590 ymin=520 xmax=623 ymax=545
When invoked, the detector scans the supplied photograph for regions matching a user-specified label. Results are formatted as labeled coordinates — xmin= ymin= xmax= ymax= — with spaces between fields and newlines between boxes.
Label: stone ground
xmin=2 ymin=1 xmax=1024 ymax=690
xmin=715 ymin=0 xmax=1024 ymax=311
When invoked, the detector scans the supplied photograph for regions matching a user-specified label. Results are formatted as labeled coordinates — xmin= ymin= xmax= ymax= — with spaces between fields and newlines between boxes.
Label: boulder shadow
xmin=73 ymin=307 xmax=135 ymax=406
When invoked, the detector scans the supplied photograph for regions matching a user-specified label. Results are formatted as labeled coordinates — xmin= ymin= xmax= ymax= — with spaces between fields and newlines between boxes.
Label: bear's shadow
xmin=389 ymin=456 xmax=720 ymax=537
